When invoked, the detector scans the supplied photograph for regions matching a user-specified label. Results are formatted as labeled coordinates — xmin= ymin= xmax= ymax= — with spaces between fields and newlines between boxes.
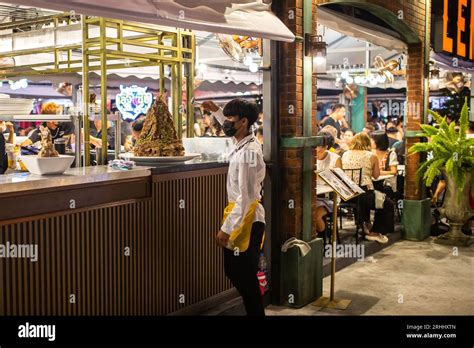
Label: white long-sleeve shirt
xmin=212 ymin=109 xmax=266 ymax=235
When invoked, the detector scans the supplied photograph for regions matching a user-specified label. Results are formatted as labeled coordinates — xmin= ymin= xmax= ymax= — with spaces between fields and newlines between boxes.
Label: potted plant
xmin=409 ymin=99 xmax=474 ymax=246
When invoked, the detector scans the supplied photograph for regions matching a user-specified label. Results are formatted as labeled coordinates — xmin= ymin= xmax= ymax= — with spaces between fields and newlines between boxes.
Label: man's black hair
xmin=133 ymin=119 xmax=144 ymax=132
xmin=255 ymin=126 xmax=263 ymax=136
xmin=223 ymin=98 xmax=259 ymax=129
xmin=372 ymin=132 xmax=390 ymax=151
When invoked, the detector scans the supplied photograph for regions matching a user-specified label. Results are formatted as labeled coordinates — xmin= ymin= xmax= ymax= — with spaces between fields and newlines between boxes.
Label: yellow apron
xmin=222 ymin=200 xmax=265 ymax=253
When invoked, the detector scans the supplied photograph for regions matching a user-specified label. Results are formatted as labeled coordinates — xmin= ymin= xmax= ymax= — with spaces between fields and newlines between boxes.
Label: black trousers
xmin=352 ymin=189 xmax=395 ymax=235
xmin=223 ymin=222 xmax=265 ymax=316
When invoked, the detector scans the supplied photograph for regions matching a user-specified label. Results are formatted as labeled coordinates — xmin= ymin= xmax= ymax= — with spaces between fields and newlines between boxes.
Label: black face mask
xmin=223 ymin=120 xmax=238 ymax=137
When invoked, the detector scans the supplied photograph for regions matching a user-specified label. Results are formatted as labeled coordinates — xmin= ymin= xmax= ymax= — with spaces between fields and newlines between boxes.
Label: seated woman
xmin=341 ymin=128 xmax=355 ymax=151
xmin=320 ymin=125 xmax=342 ymax=156
xmin=342 ymin=133 xmax=394 ymax=244
xmin=315 ymin=131 xmax=342 ymax=238
xmin=371 ymin=132 xmax=398 ymax=198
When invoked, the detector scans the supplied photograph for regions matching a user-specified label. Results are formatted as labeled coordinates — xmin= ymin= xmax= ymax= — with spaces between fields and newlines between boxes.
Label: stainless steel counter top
xmin=0 ymin=165 xmax=152 ymax=194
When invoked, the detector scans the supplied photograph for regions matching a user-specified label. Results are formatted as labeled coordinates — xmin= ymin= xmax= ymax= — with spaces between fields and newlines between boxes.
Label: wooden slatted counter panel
xmin=0 ymin=166 xmax=231 ymax=315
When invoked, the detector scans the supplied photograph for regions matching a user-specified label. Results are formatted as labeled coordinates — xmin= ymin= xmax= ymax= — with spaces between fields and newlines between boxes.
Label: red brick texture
xmin=277 ymin=0 xmax=314 ymax=241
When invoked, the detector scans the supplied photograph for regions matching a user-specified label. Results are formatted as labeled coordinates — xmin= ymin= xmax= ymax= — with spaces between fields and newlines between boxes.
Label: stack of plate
xmin=0 ymin=96 xmax=34 ymax=115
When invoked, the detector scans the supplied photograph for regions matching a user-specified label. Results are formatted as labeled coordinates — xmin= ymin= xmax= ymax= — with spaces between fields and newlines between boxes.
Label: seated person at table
xmin=342 ymin=133 xmax=394 ymax=243
xmin=386 ymin=126 xmax=400 ymax=148
xmin=320 ymin=125 xmax=342 ymax=155
xmin=315 ymin=131 xmax=342 ymax=237
xmin=371 ymin=132 xmax=398 ymax=198
xmin=341 ymin=128 xmax=355 ymax=151
xmin=21 ymin=121 xmax=75 ymax=147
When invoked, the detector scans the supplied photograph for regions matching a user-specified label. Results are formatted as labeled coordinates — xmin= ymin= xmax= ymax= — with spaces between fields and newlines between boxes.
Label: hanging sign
xmin=432 ymin=0 xmax=474 ymax=62
xmin=115 ymin=85 xmax=153 ymax=120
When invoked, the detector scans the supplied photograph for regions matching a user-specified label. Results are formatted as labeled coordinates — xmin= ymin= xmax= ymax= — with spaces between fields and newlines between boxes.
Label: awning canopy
xmin=7 ymin=0 xmax=295 ymax=42
xmin=431 ymin=50 xmax=474 ymax=73
xmin=318 ymin=6 xmax=407 ymax=52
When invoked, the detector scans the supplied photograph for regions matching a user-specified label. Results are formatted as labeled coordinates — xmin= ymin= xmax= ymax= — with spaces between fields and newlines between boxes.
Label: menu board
xmin=317 ymin=168 xmax=364 ymax=201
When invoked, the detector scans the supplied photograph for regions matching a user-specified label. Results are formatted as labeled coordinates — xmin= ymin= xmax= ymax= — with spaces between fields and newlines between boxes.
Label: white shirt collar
xmin=233 ymin=133 xmax=254 ymax=147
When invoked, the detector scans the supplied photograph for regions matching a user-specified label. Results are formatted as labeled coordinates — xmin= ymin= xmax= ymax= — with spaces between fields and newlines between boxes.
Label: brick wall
xmin=278 ymin=0 xmax=306 ymax=241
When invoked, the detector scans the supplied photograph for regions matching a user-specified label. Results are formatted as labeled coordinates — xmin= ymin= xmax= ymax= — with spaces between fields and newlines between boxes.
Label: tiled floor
xmin=266 ymin=238 xmax=474 ymax=315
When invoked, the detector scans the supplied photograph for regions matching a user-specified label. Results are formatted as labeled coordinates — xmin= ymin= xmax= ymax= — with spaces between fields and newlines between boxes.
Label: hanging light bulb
xmin=341 ymin=71 xmax=349 ymax=79
xmin=346 ymin=76 xmax=354 ymax=84
xmin=369 ymin=76 xmax=378 ymax=86
xmin=430 ymin=69 xmax=440 ymax=91
xmin=354 ymin=76 xmax=363 ymax=84
xmin=305 ymin=34 xmax=327 ymax=74
xmin=249 ymin=63 xmax=259 ymax=73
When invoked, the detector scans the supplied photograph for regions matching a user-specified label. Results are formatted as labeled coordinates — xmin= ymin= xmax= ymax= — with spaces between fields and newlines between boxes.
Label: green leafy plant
xmin=409 ymin=99 xmax=474 ymax=199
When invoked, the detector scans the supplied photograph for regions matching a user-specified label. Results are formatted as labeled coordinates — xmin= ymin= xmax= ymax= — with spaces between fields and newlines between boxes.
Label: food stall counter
xmin=0 ymin=165 xmax=151 ymax=194
xmin=0 ymin=165 xmax=152 ymax=223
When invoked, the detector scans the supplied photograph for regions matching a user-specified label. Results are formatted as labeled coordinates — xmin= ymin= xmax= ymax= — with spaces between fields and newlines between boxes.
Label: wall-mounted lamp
xmin=305 ymin=34 xmax=327 ymax=74
xmin=430 ymin=68 xmax=440 ymax=91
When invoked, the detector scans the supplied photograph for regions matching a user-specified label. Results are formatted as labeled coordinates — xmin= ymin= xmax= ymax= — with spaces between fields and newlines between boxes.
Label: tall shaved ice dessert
xmin=134 ymin=96 xmax=185 ymax=157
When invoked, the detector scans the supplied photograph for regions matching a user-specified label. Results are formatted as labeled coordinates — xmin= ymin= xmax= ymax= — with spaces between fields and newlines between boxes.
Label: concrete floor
xmin=266 ymin=238 xmax=474 ymax=316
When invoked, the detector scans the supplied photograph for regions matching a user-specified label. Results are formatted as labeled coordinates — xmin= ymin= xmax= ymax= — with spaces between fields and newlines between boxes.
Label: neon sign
xmin=433 ymin=0 xmax=474 ymax=62
xmin=115 ymin=85 xmax=153 ymax=120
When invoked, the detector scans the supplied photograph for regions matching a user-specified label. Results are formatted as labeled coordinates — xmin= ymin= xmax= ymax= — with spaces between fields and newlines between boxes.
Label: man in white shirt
xmin=202 ymin=99 xmax=266 ymax=316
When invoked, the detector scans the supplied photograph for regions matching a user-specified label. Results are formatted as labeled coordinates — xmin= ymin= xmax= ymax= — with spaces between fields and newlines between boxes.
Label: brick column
xmin=278 ymin=0 xmax=316 ymax=242
xmin=405 ymin=42 xmax=425 ymax=200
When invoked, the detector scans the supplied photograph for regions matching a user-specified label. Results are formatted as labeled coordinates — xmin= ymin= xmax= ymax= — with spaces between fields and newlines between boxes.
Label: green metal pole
xmin=302 ymin=0 xmax=314 ymax=242
xmin=81 ymin=15 xmax=90 ymax=167
xmin=100 ymin=17 xmax=108 ymax=163
xmin=186 ymin=33 xmax=195 ymax=138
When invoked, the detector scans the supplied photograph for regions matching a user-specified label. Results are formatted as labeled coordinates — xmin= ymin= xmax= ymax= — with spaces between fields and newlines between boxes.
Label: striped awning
xmin=7 ymin=0 xmax=295 ymax=42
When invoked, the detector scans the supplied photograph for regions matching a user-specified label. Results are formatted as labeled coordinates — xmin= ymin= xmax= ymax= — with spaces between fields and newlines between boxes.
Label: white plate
xmin=119 ymin=153 xmax=200 ymax=163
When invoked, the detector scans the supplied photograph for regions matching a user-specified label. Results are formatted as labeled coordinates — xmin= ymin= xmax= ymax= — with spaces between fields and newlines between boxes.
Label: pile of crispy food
xmin=38 ymin=126 xmax=59 ymax=158
xmin=133 ymin=96 xmax=184 ymax=157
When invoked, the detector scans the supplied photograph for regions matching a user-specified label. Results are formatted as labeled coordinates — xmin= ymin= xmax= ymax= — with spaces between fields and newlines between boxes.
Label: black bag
xmin=0 ymin=134 xmax=7 ymax=175
xmin=430 ymin=209 xmax=449 ymax=236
